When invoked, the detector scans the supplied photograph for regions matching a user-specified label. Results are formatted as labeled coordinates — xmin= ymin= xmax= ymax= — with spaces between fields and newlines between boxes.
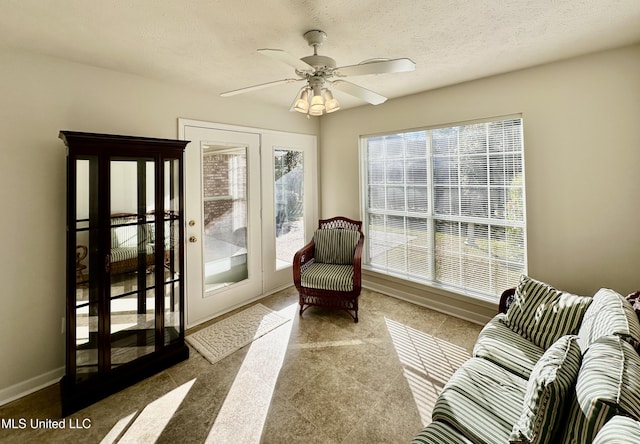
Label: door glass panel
xmin=75 ymin=157 xmax=99 ymax=381
xmin=202 ymin=145 xmax=248 ymax=293
xmin=109 ymin=159 xmax=156 ymax=367
xmin=274 ymin=149 xmax=304 ymax=269
xmin=164 ymin=159 xmax=181 ymax=344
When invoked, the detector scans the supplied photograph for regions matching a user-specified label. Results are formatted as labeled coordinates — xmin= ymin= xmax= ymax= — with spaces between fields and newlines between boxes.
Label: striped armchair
xmin=293 ymin=217 xmax=364 ymax=323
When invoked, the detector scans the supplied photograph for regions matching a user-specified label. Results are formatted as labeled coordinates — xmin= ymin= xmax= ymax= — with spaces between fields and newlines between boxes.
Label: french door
xmin=261 ymin=132 xmax=317 ymax=291
xmin=179 ymin=120 xmax=317 ymax=327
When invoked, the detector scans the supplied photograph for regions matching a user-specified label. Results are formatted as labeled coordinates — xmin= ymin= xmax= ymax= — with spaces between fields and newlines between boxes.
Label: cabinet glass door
xmin=109 ymin=158 xmax=156 ymax=368
xmin=163 ymin=158 xmax=182 ymax=345
xmin=74 ymin=156 xmax=99 ymax=382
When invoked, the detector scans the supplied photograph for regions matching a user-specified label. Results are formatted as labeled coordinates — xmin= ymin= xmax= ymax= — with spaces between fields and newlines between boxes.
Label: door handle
xmin=188 ymin=236 xmax=197 ymax=243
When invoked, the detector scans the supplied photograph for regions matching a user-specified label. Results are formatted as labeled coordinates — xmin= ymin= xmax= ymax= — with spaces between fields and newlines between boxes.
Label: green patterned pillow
xmin=577 ymin=288 xmax=640 ymax=352
xmin=505 ymin=275 xmax=592 ymax=349
xmin=561 ymin=335 xmax=640 ymax=444
xmin=314 ymin=229 xmax=359 ymax=265
xmin=592 ymin=416 xmax=640 ymax=444
xmin=510 ymin=335 xmax=582 ymax=444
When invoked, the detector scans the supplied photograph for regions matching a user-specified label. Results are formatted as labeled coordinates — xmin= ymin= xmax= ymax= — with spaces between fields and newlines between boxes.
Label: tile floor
xmin=0 ymin=287 xmax=484 ymax=444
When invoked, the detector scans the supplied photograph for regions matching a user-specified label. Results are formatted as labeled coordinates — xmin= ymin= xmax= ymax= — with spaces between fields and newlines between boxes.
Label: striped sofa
xmin=413 ymin=275 xmax=640 ymax=444
xmin=110 ymin=214 xmax=172 ymax=275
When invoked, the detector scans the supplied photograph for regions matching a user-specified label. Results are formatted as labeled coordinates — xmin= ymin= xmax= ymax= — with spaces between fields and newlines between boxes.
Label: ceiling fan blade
xmin=334 ymin=58 xmax=416 ymax=77
xmin=257 ymin=49 xmax=314 ymax=72
xmin=331 ymin=80 xmax=387 ymax=105
xmin=220 ymin=78 xmax=302 ymax=97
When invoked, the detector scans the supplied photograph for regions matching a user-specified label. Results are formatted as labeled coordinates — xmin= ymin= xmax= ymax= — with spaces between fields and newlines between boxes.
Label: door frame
xmin=178 ymin=119 xmax=318 ymax=327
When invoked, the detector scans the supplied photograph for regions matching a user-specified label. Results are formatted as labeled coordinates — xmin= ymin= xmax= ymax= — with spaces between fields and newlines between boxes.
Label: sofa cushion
xmin=300 ymin=263 xmax=354 ymax=291
xmin=473 ymin=313 xmax=545 ymax=379
xmin=432 ymin=358 xmax=527 ymax=444
xmin=577 ymin=288 xmax=640 ymax=352
xmin=313 ymin=228 xmax=359 ymax=265
xmin=412 ymin=421 xmax=475 ymax=444
xmin=110 ymin=245 xmax=154 ymax=263
xmin=561 ymin=335 xmax=640 ymax=444
xmin=505 ymin=275 xmax=592 ymax=349
xmin=510 ymin=335 xmax=582 ymax=444
xmin=592 ymin=415 xmax=640 ymax=444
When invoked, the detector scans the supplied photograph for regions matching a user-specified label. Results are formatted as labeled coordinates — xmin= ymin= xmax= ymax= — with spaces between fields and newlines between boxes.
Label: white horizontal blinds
xmin=363 ymin=117 xmax=525 ymax=300
xmin=433 ymin=119 xmax=525 ymax=294
xmin=366 ymin=131 xmax=432 ymax=280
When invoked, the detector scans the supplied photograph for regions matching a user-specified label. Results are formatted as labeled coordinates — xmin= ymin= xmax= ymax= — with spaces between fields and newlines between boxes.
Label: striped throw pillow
xmin=314 ymin=229 xmax=359 ymax=265
xmin=592 ymin=416 xmax=640 ymax=444
xmin=510 ymin=335 xmax=582 ymax=444
xmin=505 ymin=275 xmax=592 ymax=349
xmin=561 ymin=335 xmax=640 ymax=444
xmin=578 ymin=288 xmax=640 ymax=352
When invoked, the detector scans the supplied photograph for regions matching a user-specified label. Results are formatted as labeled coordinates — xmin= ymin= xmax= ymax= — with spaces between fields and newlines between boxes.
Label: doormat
xmin=186 ymin=303 xmax=290 ymax=365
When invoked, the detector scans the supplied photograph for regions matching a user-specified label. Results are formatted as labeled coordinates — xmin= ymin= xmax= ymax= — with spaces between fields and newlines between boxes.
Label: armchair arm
xmin=498 ymin=287 xmax=516 ymax=314
xmin=293 ymin=240 xmax=315 ymax=288
xmin=352 ymin=232 xmax=364 ymax=290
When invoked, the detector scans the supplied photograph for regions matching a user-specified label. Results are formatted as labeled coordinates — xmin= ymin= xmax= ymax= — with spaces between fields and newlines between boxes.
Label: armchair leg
xmin=298 ymin=292 xmax=360 ymax=323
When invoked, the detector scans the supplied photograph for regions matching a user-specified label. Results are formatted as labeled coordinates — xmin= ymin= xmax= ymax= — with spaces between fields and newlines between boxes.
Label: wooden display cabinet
xmin=60 ymin=131 xmax=189 ymax=416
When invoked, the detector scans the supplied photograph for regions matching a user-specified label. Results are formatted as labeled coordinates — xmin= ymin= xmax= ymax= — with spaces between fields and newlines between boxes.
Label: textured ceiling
xmin=2 ymin=0 xmax=640 ymax=111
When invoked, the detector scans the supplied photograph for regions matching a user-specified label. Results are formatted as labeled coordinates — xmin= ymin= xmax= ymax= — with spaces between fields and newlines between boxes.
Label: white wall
xmin=0 ymin=49 xmax=318 ymax=403
xmin=3 ymin=43 xmax=639 ymax=404
xmin=319 ymin=44 xmax=640 ymax=319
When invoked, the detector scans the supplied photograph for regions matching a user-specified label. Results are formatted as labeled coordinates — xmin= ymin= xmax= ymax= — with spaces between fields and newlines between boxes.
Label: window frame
xmin=359 ymin=115 xmax=527 ymax=302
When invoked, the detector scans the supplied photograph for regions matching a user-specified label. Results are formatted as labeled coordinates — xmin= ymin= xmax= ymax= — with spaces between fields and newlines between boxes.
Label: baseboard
xmin=0 ymin=367 xmax=64 ymax=408
xmin=363 ymin=271 xmax=495 ymax=325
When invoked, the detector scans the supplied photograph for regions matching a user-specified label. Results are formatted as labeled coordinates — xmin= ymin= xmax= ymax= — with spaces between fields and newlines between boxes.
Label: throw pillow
xmin=561 ymin=335 xmax=640 ymax=444
xmin=578 ymin=288 xmax=640 ymax=352
xmin=505 ymin=275 xmax=592 ymax=349
xmin=313 ymin=228 xmax=359 ymax=265
xmin=592 ymin=415 xmax=640 ymax=444
xmin=510 ymin=335 xmax=582 ymax=444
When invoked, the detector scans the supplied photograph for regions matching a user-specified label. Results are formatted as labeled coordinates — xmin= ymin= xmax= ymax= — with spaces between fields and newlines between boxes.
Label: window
xmin=361 ymin=117 xmax=526 ymax=300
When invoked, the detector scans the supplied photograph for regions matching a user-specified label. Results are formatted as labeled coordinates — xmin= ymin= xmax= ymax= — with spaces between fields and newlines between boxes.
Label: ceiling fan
xmin=220 ymin=30 xmax=416 ymax=116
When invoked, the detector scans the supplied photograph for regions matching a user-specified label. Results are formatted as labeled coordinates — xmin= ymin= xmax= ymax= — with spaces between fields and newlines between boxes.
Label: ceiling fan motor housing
xmin=300 ymin=55 xmax=336 ymax=71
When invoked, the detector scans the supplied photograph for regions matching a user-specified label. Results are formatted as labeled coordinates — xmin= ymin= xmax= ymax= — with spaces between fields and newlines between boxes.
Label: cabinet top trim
xmin=59 ymin=130 xmax=190 ymax=148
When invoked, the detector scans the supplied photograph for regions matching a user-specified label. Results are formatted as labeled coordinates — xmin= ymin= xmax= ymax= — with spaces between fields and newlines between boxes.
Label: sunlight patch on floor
xmin=101 ymin=378 xmax=196 ymax=444
xmin=385 ymin=317 xmax=470 ymax=424
xmin=205 ymin=303 xmax=297 ymax=443
xmin=99 ymin=411 xmax=137 ymax=444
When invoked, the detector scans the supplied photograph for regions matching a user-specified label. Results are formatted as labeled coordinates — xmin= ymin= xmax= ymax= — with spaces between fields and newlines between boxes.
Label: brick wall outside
xmin=203 ymin=153 xmax=232 ymax=225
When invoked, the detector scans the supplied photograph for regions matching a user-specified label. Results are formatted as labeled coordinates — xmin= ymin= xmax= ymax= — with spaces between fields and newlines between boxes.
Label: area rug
xmin=186 ymin=303 xmax=290 ymax=365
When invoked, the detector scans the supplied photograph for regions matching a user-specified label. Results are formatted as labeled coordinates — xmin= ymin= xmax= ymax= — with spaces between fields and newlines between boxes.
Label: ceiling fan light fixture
xmin=323 ymin=89 xmax=340 ymax=113
xmin=293 ymin=88 xmax=310 ymax=113
xmin=309 ymin=88 xmax=325 ymax=114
